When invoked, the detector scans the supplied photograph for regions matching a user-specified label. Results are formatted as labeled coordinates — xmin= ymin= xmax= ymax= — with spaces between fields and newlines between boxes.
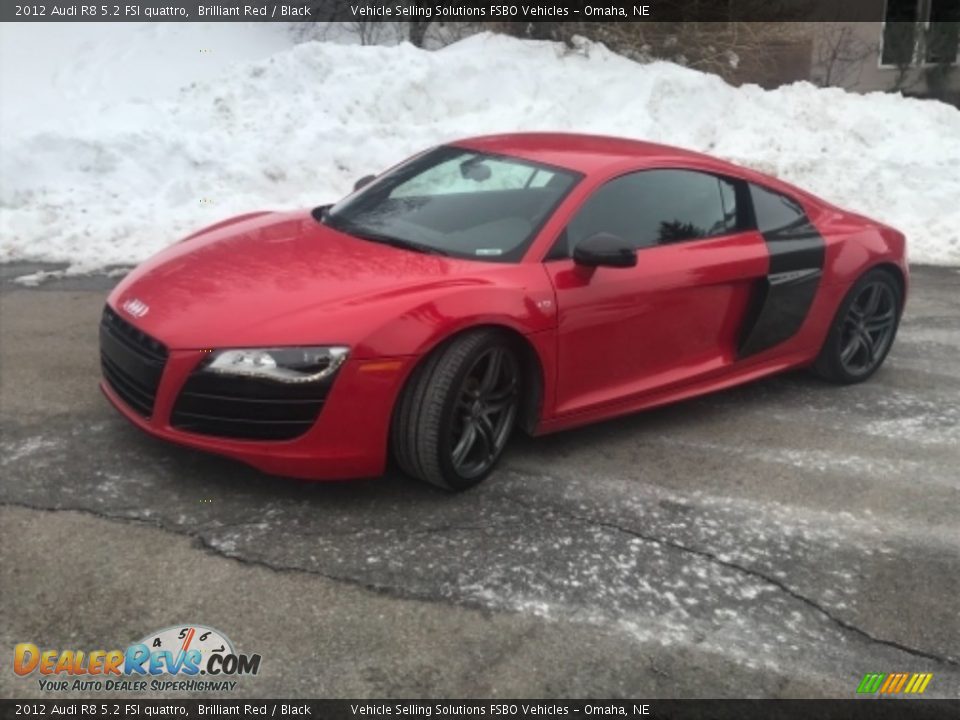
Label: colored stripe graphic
xmin=856 ymin=673 xmax=885 ymax=694
xmin=879 ymin=673 xmax=898 ymax=693
xmin=888 ymin=673 xmax=909 ymax=693
xmin=857 ymin=672 xmax=932 ymax=695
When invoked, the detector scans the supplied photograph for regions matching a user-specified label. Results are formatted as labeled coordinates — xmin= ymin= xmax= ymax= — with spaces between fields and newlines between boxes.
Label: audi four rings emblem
xmin=121 ymin=298 xmax=149 ymax=318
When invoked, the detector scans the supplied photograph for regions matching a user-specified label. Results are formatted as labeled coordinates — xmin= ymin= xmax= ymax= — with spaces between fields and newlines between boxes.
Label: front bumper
xmin=100 ymin=347 xmax=415 ymax=480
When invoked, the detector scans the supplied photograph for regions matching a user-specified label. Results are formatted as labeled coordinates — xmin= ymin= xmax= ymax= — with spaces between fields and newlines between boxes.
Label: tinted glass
xmin=926 ymin=0 xmax=960 ymax=64
xmin=326 ymin=147 xmax=580 ymax=262
xmin=566 ymin=170 xmax=738 ymax=253
xmin=881 ymin=0 xmax=919 ymax=65
xmin=749 ymin=184 xmax=807 ymax=235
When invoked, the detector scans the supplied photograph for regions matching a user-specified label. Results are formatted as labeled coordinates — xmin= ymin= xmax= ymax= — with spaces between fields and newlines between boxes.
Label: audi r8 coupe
xmin=100 ymin=133 xmax=907 ymax=490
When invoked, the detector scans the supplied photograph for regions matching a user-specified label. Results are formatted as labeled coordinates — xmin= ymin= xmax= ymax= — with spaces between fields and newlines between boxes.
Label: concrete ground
xmin=1 ymin=263 xmax=958 ymax=700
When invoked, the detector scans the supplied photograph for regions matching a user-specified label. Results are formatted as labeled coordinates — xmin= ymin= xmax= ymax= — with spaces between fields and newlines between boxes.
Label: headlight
xmin=203 ymin=346 xmax=349 ymax=384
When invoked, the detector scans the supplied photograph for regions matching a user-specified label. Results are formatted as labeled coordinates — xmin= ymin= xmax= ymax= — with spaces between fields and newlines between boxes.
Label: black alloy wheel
xmin=838 ymin=280 xmax=898 ymax=376
xmin=449 ymin=346 xmax=519 ymax=481
xmin=392 ymin=330 xmax=522 ymax=490
xmin=814 ymin=268 xmax=902 ymax=384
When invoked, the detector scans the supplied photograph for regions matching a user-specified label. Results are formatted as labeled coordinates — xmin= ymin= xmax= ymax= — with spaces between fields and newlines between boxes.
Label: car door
xmin=544 ymin=168 xmax=769 ymax=417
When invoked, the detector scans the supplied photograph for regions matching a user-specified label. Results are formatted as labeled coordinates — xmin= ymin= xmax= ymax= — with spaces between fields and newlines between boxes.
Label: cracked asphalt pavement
xmin=1 ymin=263 xmax=958 ymax=699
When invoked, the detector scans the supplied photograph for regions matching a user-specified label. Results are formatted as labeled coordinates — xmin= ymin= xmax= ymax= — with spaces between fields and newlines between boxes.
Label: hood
xmin=108 ymin=210 xmax=488 ymax=351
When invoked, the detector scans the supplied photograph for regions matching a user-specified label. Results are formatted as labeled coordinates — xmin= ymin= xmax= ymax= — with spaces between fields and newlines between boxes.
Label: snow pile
xmin=2 ymin=30 xmax=959 ymax=273
xmin=0 ymin=22 xmax=295 ymax=132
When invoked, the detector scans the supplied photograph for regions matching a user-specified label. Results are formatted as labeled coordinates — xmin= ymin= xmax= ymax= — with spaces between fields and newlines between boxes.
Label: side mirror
xmin=354 ymin=174 xmax=376 ymax=192
xmin=573 ymin=233 xmax=637 ymax=268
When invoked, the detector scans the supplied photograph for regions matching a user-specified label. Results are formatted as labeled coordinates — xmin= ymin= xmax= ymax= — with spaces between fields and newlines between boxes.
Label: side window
xmin=718 ymin=178 xmax=738 ymax=233
xmin=564 ymin=170 xmax=739 ymax=254
xmin=749 ymin=184 xmax=808 ymax=236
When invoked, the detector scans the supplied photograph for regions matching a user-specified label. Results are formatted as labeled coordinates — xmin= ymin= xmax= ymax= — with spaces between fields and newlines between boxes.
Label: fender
xmin=178 ymin=211 xmax=276 ymax=243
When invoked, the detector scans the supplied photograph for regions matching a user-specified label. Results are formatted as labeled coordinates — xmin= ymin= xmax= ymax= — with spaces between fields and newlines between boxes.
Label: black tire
xmin=391 ymin=330 xmax=521 ymax=491
xmin=812 ymin=268 xmax=902 ymax=384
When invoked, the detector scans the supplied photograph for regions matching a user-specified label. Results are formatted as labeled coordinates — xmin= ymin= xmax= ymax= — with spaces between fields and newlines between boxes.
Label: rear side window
xmin=749 ymin=184 xmax=808 ymax=236
xmin=565 ymin=169 xmax=739 ymax=253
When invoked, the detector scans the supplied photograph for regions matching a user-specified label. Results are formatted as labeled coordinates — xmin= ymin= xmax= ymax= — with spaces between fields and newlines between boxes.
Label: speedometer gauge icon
xmin=137 ymin=624 xmax=234 ymax=668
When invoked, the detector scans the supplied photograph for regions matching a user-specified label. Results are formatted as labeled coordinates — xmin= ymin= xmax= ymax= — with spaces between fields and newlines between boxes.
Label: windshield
xmin=323 ymin=146 xmax=581 ymax=262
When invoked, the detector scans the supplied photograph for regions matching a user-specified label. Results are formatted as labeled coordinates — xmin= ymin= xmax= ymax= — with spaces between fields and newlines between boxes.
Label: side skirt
xmin=536 ymin=349 xmax=814 ymax=436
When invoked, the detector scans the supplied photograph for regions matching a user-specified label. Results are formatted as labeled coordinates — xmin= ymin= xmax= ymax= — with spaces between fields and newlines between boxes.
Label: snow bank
xmin=0 ymin=22 xmax=294 ymax=132
xmin=2 ymin=31 xmax=959 ymax=273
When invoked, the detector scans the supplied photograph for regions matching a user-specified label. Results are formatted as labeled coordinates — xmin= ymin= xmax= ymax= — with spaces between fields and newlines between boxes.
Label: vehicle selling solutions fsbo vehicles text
xmin=347 ymin=5 xmax=651 ymax=19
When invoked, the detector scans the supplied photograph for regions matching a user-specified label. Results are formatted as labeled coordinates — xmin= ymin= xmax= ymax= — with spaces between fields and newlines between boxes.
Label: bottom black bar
xmin=1 ymin=700 xmax=959 ymax=720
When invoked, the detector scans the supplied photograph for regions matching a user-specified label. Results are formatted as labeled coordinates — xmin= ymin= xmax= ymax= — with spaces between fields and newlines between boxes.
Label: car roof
xmin=452 ymin=132 xmax=829 ymax=213
xmin=453 ymin=132 xmax=725 ymax=175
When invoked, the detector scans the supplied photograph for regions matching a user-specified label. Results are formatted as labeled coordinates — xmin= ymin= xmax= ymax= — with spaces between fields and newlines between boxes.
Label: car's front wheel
xmin=813 ymin=268 xmax=902 ymax=384
xmin=392 ymin=329 xmax=521 ymax=490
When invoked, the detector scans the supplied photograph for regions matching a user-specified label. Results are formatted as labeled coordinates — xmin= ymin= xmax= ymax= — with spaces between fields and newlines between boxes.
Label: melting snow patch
xmin=1 ymin=436 xmax=62 ymax=464
xmin=863 ymin=415 xmax=960 ymax=446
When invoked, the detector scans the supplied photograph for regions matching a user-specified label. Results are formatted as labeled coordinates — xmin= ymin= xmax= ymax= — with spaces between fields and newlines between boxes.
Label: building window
xmin=927 ymin=0 xmax=960 ymax=64
xmin=881 ymin=0 xmax=960 ymax=66
xmin=882 ymin=0 xmax=920 ymax=66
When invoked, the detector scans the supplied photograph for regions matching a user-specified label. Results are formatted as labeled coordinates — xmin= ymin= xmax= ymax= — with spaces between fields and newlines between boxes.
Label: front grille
xmin=171 ymin=370 xmax=329 ymax=441
xmin=100 ymin=306 xmax=168 ymax=418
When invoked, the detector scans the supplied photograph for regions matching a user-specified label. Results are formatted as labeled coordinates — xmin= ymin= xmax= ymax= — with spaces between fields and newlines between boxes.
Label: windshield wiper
xmin=365 ymin=234 xmax=450 ymax=257
xmin=311 ymin=204 xmax=332 ymax=223
xmin=326 ymin=217 xmax=449 ymax=256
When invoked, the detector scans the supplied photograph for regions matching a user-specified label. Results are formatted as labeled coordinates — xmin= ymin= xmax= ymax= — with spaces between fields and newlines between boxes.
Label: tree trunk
xmin=408 ymin=20 xmax=430 ymax=48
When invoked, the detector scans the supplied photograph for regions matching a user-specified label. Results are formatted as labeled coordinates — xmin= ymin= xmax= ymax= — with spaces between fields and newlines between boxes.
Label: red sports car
xmin=100 ymin=133 xmax=907 ymax=490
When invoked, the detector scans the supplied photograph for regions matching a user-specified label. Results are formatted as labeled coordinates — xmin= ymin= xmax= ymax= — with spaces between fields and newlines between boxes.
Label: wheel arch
xmin=870 ymin=262 xmax=907 ymax=310
xmin=394 ymin=323 xmax=546 ymax=436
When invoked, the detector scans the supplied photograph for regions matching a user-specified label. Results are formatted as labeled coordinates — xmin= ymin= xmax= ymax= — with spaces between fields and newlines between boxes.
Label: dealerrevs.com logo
xmin=13 ymin=625 xmax=261 ymax=693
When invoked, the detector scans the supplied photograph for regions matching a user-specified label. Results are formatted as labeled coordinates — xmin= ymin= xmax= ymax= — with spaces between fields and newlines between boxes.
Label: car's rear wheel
xmin=392 ymin=329 xmax=520 ymax=491
xmin=813 ymin=268 xmax=902 ymax=384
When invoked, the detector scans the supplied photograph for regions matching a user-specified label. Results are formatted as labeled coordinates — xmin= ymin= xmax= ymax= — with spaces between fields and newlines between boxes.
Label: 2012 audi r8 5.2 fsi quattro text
xmin=100 ymin=133 xmax=908 ymax=490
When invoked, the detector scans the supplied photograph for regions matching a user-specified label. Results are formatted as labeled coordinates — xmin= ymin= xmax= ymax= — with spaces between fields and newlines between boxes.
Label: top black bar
xmin=1 ymin=1 xmax=889 ymax=23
